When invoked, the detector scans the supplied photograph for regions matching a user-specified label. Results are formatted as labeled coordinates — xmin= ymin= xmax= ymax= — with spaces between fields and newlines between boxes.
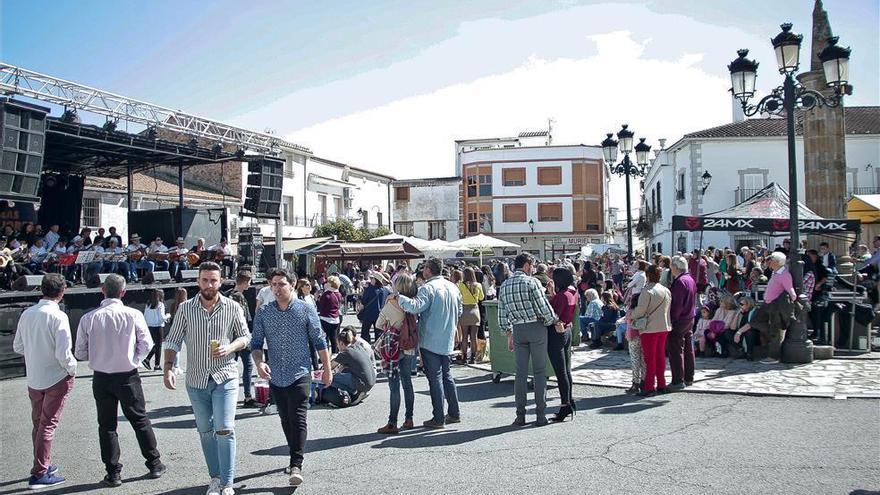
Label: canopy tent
xmin=368 ymin=234 xmax=460 ymax=258
xmin=310 ymin=240 xmax=424 ymax=260
xmin=848 ymin=194 xmax=880 ymax=242
xmin=672 ymin=182 xmax=861 ymax=235
xmin=450 ymin=234 xmax=520 ymax=264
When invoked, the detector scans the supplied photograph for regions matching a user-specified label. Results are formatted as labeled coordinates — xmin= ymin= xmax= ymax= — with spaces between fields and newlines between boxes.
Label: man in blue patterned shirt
xmin=498 ymin=253 xmax=558 ymax=427
xmin=251 ymin=268 xmax=332 ymax=488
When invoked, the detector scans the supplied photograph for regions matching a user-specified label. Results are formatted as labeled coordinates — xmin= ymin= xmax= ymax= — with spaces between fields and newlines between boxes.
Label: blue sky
xmin=2 ymin=0 xmax=878 ymax=208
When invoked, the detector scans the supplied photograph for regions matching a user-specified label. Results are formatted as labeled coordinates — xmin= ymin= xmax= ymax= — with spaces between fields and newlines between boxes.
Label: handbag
xmin=356 ymin=292 xmax=381 ymax=321
xmin=631 ymin=291 xmax=663 ymax=331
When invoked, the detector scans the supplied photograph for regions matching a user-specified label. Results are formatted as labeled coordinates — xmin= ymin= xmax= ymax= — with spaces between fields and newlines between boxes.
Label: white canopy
xmin=449 ymin=234 xmax=520 ymax=250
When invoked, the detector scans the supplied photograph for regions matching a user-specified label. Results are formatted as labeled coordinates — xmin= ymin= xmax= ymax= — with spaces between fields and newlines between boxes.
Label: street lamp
xmin=700 ymin=170 xmax=713 ymax=194
xmin=601 ymin=124 xmax=650 ymax=259
xmin=727 ymin=23 xmax=851 ymax=362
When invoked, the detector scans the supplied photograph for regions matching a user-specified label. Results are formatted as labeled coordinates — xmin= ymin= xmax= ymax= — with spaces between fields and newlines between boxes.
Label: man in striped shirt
xmin=498 ymin=253 xmax=558 ymax=427
xmin=163 ymin=262 xmax=249 ymax=495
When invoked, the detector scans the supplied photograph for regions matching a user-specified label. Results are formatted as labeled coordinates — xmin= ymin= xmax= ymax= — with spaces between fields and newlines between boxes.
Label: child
xmin=708 ymin=297 xmax=739 ymax=357
xmin=624 ymin=316 xmax=645 ymax=394
xmin=694 ymin=306 xmax=713 ymax=354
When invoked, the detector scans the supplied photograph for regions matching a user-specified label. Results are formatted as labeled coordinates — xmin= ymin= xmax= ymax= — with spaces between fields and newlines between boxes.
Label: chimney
xmin=732 ymin=95 xmax=746 ymax=123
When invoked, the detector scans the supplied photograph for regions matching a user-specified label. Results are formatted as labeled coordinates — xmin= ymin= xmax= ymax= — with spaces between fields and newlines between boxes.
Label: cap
xmin=176 ymin=237 xmax=185 ymax=243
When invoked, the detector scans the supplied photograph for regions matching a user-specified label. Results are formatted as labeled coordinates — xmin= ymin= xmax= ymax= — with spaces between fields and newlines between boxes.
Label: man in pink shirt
xmin=75 ymin=274 xmax=165 ymax=487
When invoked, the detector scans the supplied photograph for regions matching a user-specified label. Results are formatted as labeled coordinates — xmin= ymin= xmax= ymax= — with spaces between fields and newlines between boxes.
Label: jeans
xmin=513 ymin=322 xmax=548 ymax=418
xmin=186 ymin=377 xmax=238 ymax=487
xmin=236 ymin=350 xmax=253 ymax=399
xmin=129 ymin=259 xmax=155 ymax=280
xmin=330 ymin=371 xmax=358 ymax=395
xmin=92 ymin=370 xmax=161 ymax=475
xmin=667 ymin=319 xmax=695 ymax=385
xmin=169 ymin=260 xmax=188 ymax=279
xmin=615 ymin=323 xmax=627 ymax=344
xmin=270 ymin=375 xmax=311 ymax=469
xmin=579 ymin=317 xmax=599 ymax=341
xmin=546 ymin=326 xmax=573 ymax=406
xmin=420 ymin=348 xmax=460 ymax=423
xmin=102 ymin=261 xmax=130 ymax=278
xmin=388 ymin=353 xmax=415 ymax=424
xmin=28 ymin=375 xmax=74 ymax=477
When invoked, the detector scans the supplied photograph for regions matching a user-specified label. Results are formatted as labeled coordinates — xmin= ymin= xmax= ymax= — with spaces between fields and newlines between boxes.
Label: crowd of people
xmin=12 ymin=232 xmax=873 ymax=492
xmin=0 ymin=222 xmax=235 ymax=289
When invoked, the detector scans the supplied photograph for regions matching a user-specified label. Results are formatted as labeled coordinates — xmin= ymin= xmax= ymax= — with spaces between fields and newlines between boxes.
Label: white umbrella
xmin=449 ymin=234 xmax=520 ymax=264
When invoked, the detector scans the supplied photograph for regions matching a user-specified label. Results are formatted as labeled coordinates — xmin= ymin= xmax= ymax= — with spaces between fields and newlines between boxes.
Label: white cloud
xmin=285 ymin=30 xmax=734 ymax=212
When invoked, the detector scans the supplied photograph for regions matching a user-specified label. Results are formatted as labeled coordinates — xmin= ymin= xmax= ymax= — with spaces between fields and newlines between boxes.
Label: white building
xmin=456 ymin=134 xmax=612 ymax=260
xmin=391 ymin=177 xmax=461 ymax=241
xmin=641 ymin=106 xmax=880 ymax=255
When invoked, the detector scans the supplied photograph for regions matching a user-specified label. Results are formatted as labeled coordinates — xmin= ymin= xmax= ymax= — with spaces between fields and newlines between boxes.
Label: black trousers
xmin=546 ymin=326 xmax=573 ymax=406
xmin=321 ymin=320 xmax=340 ymax=354
xmin=271 ymin=375 xmax=311 ymax=469
xmin=144 ymin=326 xmax=163 ymax=366
xmin=360 ymin=320 xmax=379 ymax=343
xmin=92 ymin=370 xmax=161 ymax=475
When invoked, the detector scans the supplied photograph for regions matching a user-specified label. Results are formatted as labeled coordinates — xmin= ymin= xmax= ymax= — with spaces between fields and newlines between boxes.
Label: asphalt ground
xmin=1 ymin=359 xmax=878 ymax=495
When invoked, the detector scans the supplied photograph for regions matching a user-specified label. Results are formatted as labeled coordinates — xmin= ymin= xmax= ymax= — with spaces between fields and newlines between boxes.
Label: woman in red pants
xmin=628 ymin=264 xmax=672 ymax=396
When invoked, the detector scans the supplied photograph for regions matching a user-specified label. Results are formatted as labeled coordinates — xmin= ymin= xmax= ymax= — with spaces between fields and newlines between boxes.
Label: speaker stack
xmin=0 ymin=98 xmax=49 ymax=202
xmin=243 ymin=157 xmax=283 ymax=218
xmin=238 ymin=226 xmax=264 ymax=273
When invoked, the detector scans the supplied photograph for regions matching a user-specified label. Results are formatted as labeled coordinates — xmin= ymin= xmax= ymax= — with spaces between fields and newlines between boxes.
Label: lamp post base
xmin=782 ymin=295 xmax=814 ymax=364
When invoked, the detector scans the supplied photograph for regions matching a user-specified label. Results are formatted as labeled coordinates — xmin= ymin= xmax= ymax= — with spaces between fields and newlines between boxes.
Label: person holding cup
xmin=162 ymin=262 xmax=249 ymax=495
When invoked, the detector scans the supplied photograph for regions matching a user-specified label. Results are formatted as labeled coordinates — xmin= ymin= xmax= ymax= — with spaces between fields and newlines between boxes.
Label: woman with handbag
xmin=458 ymin=267 xmax=485 ymax=364
xmin=628 ymin=264 xmax=672 ymax=397
xmin=358 ymin=272 xmax=390 ymax=343
xmin=317 ymin=276 xmax=344 ymax=353
xmin=375 ymin=273 xmax=420 ymax=434
xmin=546 ymin=267 xmax=577 ymax=422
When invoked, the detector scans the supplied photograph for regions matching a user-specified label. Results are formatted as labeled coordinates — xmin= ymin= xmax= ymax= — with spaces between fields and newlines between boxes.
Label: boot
xmin=550 ymin=405 xmax=573 ymax=422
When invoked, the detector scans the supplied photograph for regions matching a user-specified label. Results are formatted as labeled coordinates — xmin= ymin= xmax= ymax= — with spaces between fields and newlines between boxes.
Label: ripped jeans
xmin=187 ymin=377 xmax=238 ymax=487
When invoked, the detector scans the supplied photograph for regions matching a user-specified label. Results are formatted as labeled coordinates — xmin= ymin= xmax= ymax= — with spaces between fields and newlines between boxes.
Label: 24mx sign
xmin=703 ymin=218 xmax=754 ymax=229
xmin=799 ymin=220 xmax=849 ymax=231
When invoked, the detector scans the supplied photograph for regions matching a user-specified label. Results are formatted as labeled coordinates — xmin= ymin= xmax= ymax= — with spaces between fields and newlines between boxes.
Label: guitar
xmin=0 ymin=244 xmax=27 ymax=268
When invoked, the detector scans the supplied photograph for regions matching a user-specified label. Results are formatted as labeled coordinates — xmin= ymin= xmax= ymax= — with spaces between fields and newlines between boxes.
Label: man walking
xmin=667 ymin=256 xmax=697 ymax=391
xmin=391 ymin=257 xmax=462 ymax=429
xmin=225 ymin=271 xmax=257 ymax=408
xmin=74 ymin=274 xmax=165 ymax=487
xmin=251 ymin=268 xmax=333 ymax=487
xmin=163 ymin=262 xmax=249 ymax=495
xmin=498 ymin=253 xmax=558 ymax=426
xmin=13 ymin=273 xmax=77 ymax=489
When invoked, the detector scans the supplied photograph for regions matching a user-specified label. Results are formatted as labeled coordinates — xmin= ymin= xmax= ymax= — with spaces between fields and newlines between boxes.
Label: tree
xmin=313 ymin=220 xmax=393 ymax=241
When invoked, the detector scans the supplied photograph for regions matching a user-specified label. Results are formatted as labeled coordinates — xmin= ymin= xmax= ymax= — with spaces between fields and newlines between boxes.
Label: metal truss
xmin=0 ymin=63 xmax=310 ymax=155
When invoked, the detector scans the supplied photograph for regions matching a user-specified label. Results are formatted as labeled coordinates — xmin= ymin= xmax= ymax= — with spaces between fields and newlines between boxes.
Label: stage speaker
xmin=238 ymin=226 xmax=264 ymax=272
xmin=144 ymin=271 xmax=171 ymax=284
xmin=243 ymin=157 xmax=283 ymax=218
xmin=0 ymin=98 xmax=49 ymax=202
xmin=179 ymin=269 xmax=199 ymax=281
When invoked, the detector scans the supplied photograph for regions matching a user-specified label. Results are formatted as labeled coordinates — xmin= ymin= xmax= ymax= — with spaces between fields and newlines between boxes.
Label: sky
xmin=2 ymin=0 xmax=878 ymax=213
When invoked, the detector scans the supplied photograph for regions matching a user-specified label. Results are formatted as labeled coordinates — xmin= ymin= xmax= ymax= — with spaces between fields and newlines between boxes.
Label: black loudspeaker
xmin=0 ymin=99 xmax=49 ymax=202
xmin=243 ymin=157 xmax=283 ymax=218
xmin=238 ymin=226 xmax=263 ymax=271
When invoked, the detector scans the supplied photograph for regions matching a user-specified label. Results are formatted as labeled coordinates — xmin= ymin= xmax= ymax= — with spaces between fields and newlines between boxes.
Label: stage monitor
xmin=0 ymin=98 xmax=49 ymax=202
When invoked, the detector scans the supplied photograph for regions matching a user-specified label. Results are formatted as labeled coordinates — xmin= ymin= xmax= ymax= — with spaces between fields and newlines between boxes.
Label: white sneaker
xmin=220 ymin=487 xmax=235 ymax=495
xmin=206 ymin=477 xmax=221 ymax=495
xmin=289 ymin=466 xmax=303 ymax=486
xmin=759 ymin=358 xmax=780 ymax=364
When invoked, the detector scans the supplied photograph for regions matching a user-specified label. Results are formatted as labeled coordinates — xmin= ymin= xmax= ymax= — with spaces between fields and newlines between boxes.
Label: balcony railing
xmin=734 ymin=187 xmax=763 ymax=204
xmin=848 ymin=186 xmax=880 ymax=197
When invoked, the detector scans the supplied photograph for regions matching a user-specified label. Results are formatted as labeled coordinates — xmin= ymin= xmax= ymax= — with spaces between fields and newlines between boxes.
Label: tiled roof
xmin=518 ymin=131 xmax=549 ymax=138
xmin=310 ymin=156 xmax=396 ymax=181
xmin=683 ymin=106 xmax=879 ymax=139
xmin=85 ymin=173 xmax=238 ymax=202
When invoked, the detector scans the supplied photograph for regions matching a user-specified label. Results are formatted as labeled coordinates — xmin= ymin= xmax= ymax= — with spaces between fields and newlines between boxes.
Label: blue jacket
xmin=359 ymin=284 xmax=388 ymax=323
xmin=398 ymin=276 xmax=462 ymax=356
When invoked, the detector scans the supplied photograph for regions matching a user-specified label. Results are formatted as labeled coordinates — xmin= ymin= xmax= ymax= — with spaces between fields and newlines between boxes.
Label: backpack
xmin=399 ymin=313 xmax=419 ymax=351
xmin=375 ymin=321 xmax=401 ymax=363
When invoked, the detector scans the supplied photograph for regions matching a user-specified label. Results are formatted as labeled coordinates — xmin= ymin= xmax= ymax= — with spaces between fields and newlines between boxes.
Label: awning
xmin=312 ymin=240 xmax=423 ymax=260
xmin=848 ymin=195 xmax=880 ymax=224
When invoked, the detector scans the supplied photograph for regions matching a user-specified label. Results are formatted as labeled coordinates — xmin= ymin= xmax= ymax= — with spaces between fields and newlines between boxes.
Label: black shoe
xmin=656 ymin=387 xmax=669 ymax=394
xmin=588 ymin=341 xmax=602 ymax=349
xmin=625 ymin=383 xmax=640 ymax=394
xmin=667 ymin=382 xmax=686 ymax=392
xmin=444 ymin=414 xmax=461 ymax=424
xmin=147 ymin=463 xmax=166 ymax=479
xmin=153 ymin=365 xmax=162 ymax=371
xmin=100 ymin=473 xmax=122 ymax=488
xmin=141 ymin=359 xmax=151 ymax=371
xmin=422 ymin=419 xmax=445 ymax=429
xmin=511 ymin=416 xmax=526 ymax=427
xmin=636 ymin=389 xmax=656 ymax=397
xmin=550 ymin=405 xmax=573 ymax=423
xmin=535 ymin=416 xmax=549 ymax=427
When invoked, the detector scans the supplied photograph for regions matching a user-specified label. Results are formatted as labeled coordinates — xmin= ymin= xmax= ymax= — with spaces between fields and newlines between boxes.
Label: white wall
xmin=394 ymin=181 xmax=460 ymax=240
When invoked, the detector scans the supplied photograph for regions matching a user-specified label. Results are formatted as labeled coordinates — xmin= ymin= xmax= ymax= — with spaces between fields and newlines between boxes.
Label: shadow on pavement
xmin=152 ymin=409 xmax=265 ymax=430
xmin=0 ymin=481 xmax=103 ymax=495
xmin=253 ymin=428 xmax=424 ymax=457
xmin=147 ymin=404 xmax=192 ymax=420
xmin=372 ymin=424 xmax=517 ymax=449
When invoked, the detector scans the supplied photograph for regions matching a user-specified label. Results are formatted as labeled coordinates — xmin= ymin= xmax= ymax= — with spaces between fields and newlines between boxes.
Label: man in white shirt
xmin=147 ymin=237 xmax=170 ymax=272
xmin=43 ymin=224 xmax=60 ymax=251
xmin=102 ymin=238 xmax=130 ymax=281
xmin=27 ymin=238 xmax=48 ymax=273
xmin=167 ymin=237 xmax=190 ymax=279
xmin=12 ymin=273 xmax=76 ymax=489
xmin=208 ymin=238 xmax=234 ymax=277
xmin=125 ymin=234 xmax=153 ymax=282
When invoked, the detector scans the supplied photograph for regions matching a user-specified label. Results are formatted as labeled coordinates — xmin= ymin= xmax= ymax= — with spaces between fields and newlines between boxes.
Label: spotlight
xmin=102 ymin=120 xmax=118 ymax=133
xmin=211 ymin=143 xmax=223 ymax=156
xmin=146 ymin=127 xmax=158 ymax=140
xmin=188 ymin=137 xmax=199 ymax=148
xmin=60 ymin=108 xmax=80 ymax=124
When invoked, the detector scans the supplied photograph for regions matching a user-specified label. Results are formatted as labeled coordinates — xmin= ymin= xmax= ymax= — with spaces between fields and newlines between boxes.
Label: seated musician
xmin=43 ymin=236 xmax=68 ymax=274
xmin=167 ymin=237 xmax=190 ymax=278
xmin=0 ymin=236 xmax=32 ymax=288
xmin=44 ymin=224 xmax=61 ymax=251
xmin=147 ymin=236 xmax=170 ymax=271
xmin=65 ymin=235 xmax=87 ymax=283
xmin=191 ymin=237 xmax=206 ymax=256
xmin=79 ymin=227 xmax=94 ymax=247
xmin=126 ymin=233 xmax=154 ymax=282
xmin=102 ymin=238 xmax=131 ymax=281
xmin=26 ymin=238 xmax=48 ymax=274
xmin=208 ymin=238 xmax=235 ymax=277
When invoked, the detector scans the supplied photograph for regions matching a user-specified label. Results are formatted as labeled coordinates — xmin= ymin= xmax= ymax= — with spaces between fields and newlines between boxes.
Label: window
xmin=656 ymin=182 xmax=662 ymax=217
xmin=742 ymin=173 xmax=764 ymax=190
xmin=377 ymin=212 xmax=383 ymax=227
xmin=586 ymin=224 xmax=600 ymax=231
xmin=466 ymin=175 xmax=477 ymax=197
xmin=319 ymin=195 xmax=327 ymax=223
xmin=537 ymin=166 xmax=562 ymax=185
xmin=538 ymin=203 xmax=562 ymax=222
xmin=479 ymin=213 xmax=493 ymax=233
xmin=677 ymin=172 xmax=686 ymax=201
xmin=467 ymin=212 xmax=478 ymax=233
xmin=502 ymin=168 xmax=526 ymax=186
xmin=479 ymin=174 xmax=492 ymax=196
xmin=283 ymin=160 xmax=295 ymax=179
xmin=428 ymin=221 xmax=446 ymax=240
xmin=361 ymin=209 xmax=368 ymax=225
xmin=82 ymin=197 xmax=99 ymax=228
xmin=282 ymin=195 xmax=294 ymax=224
xmin=395 ymin=187 xmax=410 ymax=201
xmin=502 ymin=203 xmax=527 ymax=223
xmin=334 ymin=196 xmax=343 ymax=217
xmin=394 ymin=222 xmax=414 ymax=236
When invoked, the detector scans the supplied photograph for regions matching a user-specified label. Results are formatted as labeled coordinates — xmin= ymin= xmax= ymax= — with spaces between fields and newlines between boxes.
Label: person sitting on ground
xmin=694 ymin=306 xmax=713 ymax=355
xmin=732 ymin=296 xmax=759 ymax=360
xmin=582 ymin=289 xmax=605 ymax=349
xmin=320 ymin=327 xmax=376 ymax=407
xmin=597 ymin=291 xmax=623 ymax=350
xmin=707 ymin=297 xmax=739 ymax=357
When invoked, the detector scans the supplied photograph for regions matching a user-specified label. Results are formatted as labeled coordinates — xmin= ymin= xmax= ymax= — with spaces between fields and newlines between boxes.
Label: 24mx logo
xmin=800 ymin=221 xmax=849 ymax=231
xmin=703 ymin=218 xmax=754 ymax=229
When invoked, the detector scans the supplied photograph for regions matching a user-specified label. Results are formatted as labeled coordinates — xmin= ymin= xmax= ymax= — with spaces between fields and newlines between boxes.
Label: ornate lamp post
xmin=727 ymin=23 xmax=851 ymax=362
xmin=602 ymin=125 xmax=650 ymax=259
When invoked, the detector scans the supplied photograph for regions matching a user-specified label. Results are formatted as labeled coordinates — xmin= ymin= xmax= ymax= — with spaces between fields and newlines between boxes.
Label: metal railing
xmin=848 ymin=186 xmax=880 ymax=197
